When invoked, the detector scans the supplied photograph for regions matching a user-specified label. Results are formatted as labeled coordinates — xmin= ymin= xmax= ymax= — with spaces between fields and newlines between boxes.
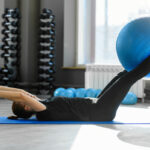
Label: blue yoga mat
xmin=0 ymin=117 xmax=149 ymax=124
xmin=0 ymin=117 xmax=118 ymax=124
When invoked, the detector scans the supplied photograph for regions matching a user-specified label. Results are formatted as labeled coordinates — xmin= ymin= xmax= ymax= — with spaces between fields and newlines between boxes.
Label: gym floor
xmin=0 ymin=99 xmax=150 ymax=150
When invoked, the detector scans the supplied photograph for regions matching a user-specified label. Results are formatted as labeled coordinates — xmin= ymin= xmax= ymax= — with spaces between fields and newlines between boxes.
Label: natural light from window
xmin=95 ymin=0 xmax=150 ymax=65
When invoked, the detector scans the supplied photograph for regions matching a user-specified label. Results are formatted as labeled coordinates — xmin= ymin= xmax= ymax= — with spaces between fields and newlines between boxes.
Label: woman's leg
xmin=96 ymin=56 xmax=150 ymax=119
xmin=97 ymin=70 xmax=128 ymax=98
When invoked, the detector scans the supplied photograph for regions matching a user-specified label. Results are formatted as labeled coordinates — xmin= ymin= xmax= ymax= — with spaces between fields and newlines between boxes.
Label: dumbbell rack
xmin=37 ymin=8 xmax=56 ymax=94
xmin=0 ymin=8 xmax=20 ymax=86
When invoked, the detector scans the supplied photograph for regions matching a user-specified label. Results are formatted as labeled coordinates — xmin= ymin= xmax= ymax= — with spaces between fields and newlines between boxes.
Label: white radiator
xmin=85 ymin=64 xmax=144 ymax=98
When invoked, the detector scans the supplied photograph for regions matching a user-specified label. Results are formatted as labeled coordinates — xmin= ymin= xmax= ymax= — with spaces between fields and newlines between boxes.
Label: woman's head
xmin=9 ymin=102 xmax=35 ymax=119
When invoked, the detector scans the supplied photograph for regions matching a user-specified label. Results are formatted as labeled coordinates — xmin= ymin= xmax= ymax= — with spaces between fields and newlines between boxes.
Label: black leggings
xmin=91 ymin=56 xmax=150 ymax=121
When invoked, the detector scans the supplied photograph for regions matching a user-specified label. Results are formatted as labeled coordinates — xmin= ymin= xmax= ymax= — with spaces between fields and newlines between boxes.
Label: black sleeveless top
xmin=36 ymin=96 xmax=98 ymax=121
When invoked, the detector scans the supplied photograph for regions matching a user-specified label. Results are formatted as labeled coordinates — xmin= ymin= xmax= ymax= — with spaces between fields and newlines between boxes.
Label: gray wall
xmin=63 ymin=0 xmax=76 ymax=67
xmin=19 ymin=0 xmax=40 ymax=83
xmin=40 ymin=0 xmax=85 ymax=88
xmin=5 ymin=0 xmax=18 ymax=8
xmin=3 ymin=0 xmax=85 ymax=88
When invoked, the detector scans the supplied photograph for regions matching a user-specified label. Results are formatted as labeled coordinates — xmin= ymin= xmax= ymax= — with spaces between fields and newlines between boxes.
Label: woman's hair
xmin=8 ymin=102 xmax=35 ymax=120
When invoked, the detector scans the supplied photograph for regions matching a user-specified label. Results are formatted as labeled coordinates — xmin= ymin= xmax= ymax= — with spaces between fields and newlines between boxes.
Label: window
xmin=77 ymin=0 xmax=150 ymax=65
xmin=76 ymin=0 xmax=96 ymax=65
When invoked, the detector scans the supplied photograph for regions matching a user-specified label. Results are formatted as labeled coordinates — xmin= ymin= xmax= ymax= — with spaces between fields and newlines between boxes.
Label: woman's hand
xmin=20 ymin=90 xmax=40 ymax=100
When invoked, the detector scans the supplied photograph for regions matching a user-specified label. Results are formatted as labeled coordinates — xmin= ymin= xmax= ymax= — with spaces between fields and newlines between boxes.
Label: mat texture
xmin=0 ymin=117 xmax=117 ymax=124
xmin=0 ymin=117 xmax=149 ymax=124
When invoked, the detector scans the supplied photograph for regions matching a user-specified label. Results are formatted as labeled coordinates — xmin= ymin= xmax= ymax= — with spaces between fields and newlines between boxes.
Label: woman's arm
xmin=0 ymin=91 xmax=46 ymax=112
xmin=0 ymin=86 xmax=40 ymax=100
xmin=0 ymin=86 xmax=24 ymax=92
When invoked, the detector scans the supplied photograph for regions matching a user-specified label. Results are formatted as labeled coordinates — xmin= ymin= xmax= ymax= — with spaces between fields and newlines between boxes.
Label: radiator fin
xmin=85 ymin=65 xmax=144 ymax=98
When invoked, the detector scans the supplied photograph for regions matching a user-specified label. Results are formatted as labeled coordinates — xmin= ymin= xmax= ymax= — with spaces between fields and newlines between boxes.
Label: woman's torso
xmin=36 ymin=96 xmax=98 ymax=121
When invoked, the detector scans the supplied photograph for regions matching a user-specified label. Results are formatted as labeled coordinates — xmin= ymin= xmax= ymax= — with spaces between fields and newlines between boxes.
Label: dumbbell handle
xmin=39 ymin=53 xmax=54 ymax=59
xmin=5 ymin=8 xmax=19 ymax=14
xmin=11 ymin=61 xmax=20 ymax=66
xmin=2 ymin=77 xmax=13 ymax=81
xmin=0 ymin=68 xmax=13 ymax=74
xmin=38 ymin=76 xmax=55 ymax=82
xmin=38 ymin=84 xmax=54 ymax=90
xmin=1 ymin=45 xmax=20 ymax=50
xmin=2 ymin=21 xmax=19 ymax=27
xmin=2 ymin=29 xmax=19 ymax=35
xmin=39 ymin=51 xmax=54 ymax=56
xmin=40 ymin=14 xmax=55 ymax=20
xmin=39 ymin=37 xmax=55 ymax=43
xmin=40 ymin=29 xmax=55 ymax=35
xmin=2 ymin=37 xmax=20 ymax=43
xmin=38 ymin=68 xmax=55 ymax=74
xmin=1 ymin=53 xmax=18 ymax=58
xmin=2 ymin=13 xmax=19 ymax=19
xmin=40 ymin=22 xmax=55 ymax=28
xmin=42 ymin=9 xmax=52 ymax=14
xmin=38 ymin=61 xmax=55 ymax=66
xmin=39 ymin=45 xmax=54 ymax=51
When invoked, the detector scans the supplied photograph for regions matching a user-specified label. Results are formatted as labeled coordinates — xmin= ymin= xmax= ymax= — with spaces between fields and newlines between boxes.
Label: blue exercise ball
xmin=95 ymin=89 xmax=102 ymax=97
xmin=67 ymin=88 xmax=76 ymax=93
xmin=116 ymin=17 xmax=150 ymax=72
xmin=65 ymin=88 xmax=75 ymax=98
xmin=54 ymin=88 xmax=66 ymax=97
xmin=75 ymin=88 xmax=86 ymax=98
xmin=121 ymin=92 xmax=137 ymax=105
xmin=85 ymin=88 xmax=97 ymax=98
